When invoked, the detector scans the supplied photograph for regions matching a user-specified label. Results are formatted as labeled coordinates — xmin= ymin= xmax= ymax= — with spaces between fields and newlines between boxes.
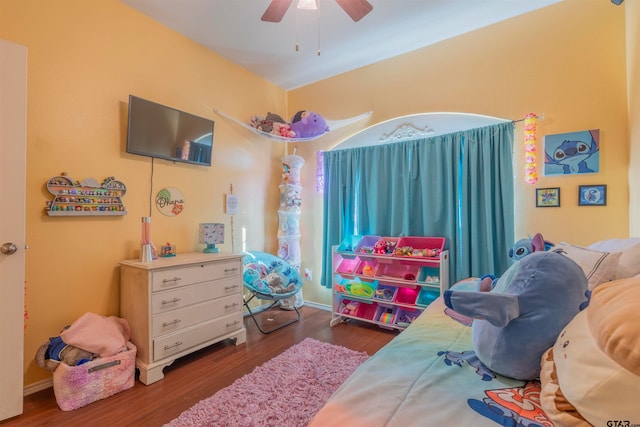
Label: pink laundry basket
xmin=53 ymin=341 xmax=136 ymax=411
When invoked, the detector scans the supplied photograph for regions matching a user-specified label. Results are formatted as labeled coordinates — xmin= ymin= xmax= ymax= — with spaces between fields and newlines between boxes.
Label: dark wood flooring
xmin=1 ymin=306 xmax=397 ymax=427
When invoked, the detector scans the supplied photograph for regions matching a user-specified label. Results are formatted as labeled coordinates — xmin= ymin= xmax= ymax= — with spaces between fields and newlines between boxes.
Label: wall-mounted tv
xmin=126 ymin=95 xmax=214 ymax=166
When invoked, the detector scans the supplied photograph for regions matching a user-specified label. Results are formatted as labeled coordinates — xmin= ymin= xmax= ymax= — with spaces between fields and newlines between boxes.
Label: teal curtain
xmin=321 ymin=122 xmax=514 ymax=287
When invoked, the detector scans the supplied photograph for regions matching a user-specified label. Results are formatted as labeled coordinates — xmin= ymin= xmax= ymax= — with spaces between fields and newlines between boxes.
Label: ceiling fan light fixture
xmin=297 ymin=0 xmax=318 ymax=10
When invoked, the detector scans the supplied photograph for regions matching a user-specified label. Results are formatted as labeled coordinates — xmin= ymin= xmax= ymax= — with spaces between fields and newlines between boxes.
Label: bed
xmin=309 ymin=238 xmax=640 ymax=427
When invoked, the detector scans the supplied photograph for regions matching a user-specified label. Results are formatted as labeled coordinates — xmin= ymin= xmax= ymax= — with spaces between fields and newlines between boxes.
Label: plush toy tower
xmin=277 ymin=153 xmax=305 ymax=309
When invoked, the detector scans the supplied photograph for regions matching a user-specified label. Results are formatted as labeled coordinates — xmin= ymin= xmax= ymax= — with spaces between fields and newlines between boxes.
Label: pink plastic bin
xmin=355 ymin=258 xmax=378 ymax=278
xmin=395 ymin=236 xmax=446 ymax=258
xmin=394 ymin=286 xmax=420 ymax=305
xmin=336 ymin=257 xmax=360 ymax=276
xmin=356 ymin=301 xmax=378 ymax=320
xmin=375 ymin=263 xmax=419 ymax=282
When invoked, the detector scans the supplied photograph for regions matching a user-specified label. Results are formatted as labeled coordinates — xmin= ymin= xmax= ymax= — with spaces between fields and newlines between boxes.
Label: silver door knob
xmin=1 ymin=242 xmax=18 ymax=255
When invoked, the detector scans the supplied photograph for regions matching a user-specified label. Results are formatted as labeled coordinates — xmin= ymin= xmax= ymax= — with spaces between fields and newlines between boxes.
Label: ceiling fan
xmin=261 ymin=0 xmax=373 ymax=23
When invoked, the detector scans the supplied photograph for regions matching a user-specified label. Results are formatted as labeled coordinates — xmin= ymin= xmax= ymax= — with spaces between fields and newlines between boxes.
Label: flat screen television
xmin=126 ymin=95 xmax=214 ymax=166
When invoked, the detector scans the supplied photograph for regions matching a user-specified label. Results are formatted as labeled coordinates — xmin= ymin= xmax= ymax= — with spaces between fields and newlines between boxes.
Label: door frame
xmin=0 ymin=38 xmax=27 ymax=421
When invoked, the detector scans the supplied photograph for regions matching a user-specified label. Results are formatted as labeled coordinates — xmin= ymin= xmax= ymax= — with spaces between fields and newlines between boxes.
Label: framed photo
xmin=578 ymin=184 xmax=607 ymax=206
xmin=543 ymin=129 xmax=600 ymax=176
xmin=536 ymin=187 xmax=561 ymax=207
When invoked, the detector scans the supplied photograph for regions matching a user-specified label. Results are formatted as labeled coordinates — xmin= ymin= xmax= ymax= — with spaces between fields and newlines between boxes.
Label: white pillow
xmin=589 ymin=238 xmax=640 ymax=280
xmin=552 ymin=242 xmax=621 ymax=289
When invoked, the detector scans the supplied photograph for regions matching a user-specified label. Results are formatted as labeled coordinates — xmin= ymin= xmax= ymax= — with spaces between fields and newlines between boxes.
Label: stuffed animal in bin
xmin=35 ymin=333 xmax=97 ymax=371
xmin=290 ymin=110 xmax=329 ymax=138
xmin=443 ymin=251 xmax=589 ymax=380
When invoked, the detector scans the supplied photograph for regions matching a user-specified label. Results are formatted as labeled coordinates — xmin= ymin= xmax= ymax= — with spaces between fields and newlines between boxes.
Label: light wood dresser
xmin=119 ymin=252 xmax=245 ymax=385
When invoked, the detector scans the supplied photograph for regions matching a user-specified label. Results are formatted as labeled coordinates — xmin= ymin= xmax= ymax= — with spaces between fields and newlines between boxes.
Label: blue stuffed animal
xmin=443 ymin=251 xmax=589 ymax=380
xmin=509 ymin=232 xmax=554 ymax=261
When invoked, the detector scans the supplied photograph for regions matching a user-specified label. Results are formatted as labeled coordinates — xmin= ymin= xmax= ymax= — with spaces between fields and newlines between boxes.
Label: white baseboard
xmin=301 ymin=300 xmax=331 ymax=311
xmin=24 ymin=378 xmax=52 ymax=396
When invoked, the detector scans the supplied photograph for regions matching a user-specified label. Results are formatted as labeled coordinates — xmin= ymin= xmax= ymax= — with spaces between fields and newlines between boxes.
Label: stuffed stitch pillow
xmin=443 ymin=251 xmax=589 ymax=380
xmin=588 ymin=237 xmax=640 ymax=279
xmin=539 ymin=276 xmax=640 ymax=426
xmin=552 ymin=242 xmax=620 ymax=289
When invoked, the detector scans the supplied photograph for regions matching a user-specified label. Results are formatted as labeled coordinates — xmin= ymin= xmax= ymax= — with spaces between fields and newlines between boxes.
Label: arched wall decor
xmin=330 ymin=112 xmax=511 ymax=150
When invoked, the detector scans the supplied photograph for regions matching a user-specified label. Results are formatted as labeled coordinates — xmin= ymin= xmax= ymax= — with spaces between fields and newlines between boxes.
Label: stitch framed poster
xmin=578 ymin=184 xmax=607 ymax=206
xmin=536 ymin=187 xmax=560 ymax=207
xmin=543 ymin=129 xmax=600 ymax=176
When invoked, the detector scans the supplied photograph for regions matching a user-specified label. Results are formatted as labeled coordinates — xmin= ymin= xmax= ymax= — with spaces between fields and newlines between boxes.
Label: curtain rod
xmin=512 ymin=113 xmax=544 ymax=123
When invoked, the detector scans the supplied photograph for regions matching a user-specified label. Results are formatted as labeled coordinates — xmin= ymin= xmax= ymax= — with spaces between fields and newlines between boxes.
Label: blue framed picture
xmin=578 ymin=185 xmax=606 ymax=206
xmin=536 ymin=187 xmax=560 ymax=207
xmin=544 ymin=129 xmax=600 ymax=176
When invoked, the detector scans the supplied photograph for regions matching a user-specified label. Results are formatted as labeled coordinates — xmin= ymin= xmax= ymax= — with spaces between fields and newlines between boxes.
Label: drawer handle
xmin=224 ymin=267 xmax=239 ymax=273
xmin=224 ymin=284 xmax=239 ymax=290
xmin=162 ymin=319 xmax=181 ymax=328
xmin=161 ymin=297 xmax=181 ymax=305
xmin=225 ymin=302 xmax=239 ymax=309
xmin=226 ymin=320 xmax=240 ymax=328
xmin=164 ymin=341 xmax=183 ymax=350
xmin=162 ymin=276 xmax=181 ymax=284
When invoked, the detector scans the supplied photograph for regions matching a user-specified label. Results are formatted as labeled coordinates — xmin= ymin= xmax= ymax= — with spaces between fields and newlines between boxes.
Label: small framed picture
xmin=536 ymin=187 xmax=561 ymax=207
xmin=578 ymin=185 xmax=607 ymax=206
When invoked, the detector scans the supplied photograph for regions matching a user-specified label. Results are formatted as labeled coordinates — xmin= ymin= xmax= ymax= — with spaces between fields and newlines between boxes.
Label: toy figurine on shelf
xmin=160 ymin=242 xmax=176 ymax=257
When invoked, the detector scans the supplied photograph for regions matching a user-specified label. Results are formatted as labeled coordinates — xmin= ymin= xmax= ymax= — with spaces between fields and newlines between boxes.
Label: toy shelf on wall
xmin=330 ymin=235 xmax=449 ymax=331
xmin=44 ymin=174 xmax=127 ymax=216
xmin=212 ymin=109 xmax=372 ymax=142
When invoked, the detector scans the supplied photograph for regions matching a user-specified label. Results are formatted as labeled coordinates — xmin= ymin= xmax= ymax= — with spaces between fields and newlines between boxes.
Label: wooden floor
xmin=1 ymin=306 xmax=397 ymax=427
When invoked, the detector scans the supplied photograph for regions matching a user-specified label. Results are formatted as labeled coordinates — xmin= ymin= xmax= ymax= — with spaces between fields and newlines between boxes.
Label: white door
xmin=0 ymin=39 xmax=27 ymax=421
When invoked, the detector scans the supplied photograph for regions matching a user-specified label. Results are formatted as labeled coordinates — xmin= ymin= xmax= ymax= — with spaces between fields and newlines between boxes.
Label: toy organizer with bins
xmin=331 ymin=235 xmax=449 ymax=331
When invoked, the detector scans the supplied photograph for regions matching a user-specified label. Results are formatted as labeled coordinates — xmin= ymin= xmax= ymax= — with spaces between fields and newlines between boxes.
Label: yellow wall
xmin=1 ymin=0 xmax=287 ymax=386
xmin=289 ymin=1 xmax=631 ymax=306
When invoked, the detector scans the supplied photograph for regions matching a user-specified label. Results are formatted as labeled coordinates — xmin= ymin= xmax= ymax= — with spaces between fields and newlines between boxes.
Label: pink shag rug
xmin=164 ymin=338 xmax=369 ymax=427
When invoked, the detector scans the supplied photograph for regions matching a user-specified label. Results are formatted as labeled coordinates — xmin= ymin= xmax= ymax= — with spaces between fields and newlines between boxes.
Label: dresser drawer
xmin=152 ymin=260 xmax=241 ymax=292
xmin=152 ymin=294 xmax=242 ymax=337
xmin=153 ymin=312 xmax=243 ymax=361
xmin=151 ymin=276 xmax=241 ymax=314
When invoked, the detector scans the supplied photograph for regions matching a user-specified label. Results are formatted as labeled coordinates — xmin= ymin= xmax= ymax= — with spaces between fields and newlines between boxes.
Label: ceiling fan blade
xmin=261 ymin=0 xmax=294 ymax=22
xmin=335 ymin=0 xmax=373 ymax=22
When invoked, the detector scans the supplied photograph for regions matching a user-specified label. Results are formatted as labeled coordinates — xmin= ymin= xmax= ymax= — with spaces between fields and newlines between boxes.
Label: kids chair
xmin=242 ymin=251 xmax=303 ymax=334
